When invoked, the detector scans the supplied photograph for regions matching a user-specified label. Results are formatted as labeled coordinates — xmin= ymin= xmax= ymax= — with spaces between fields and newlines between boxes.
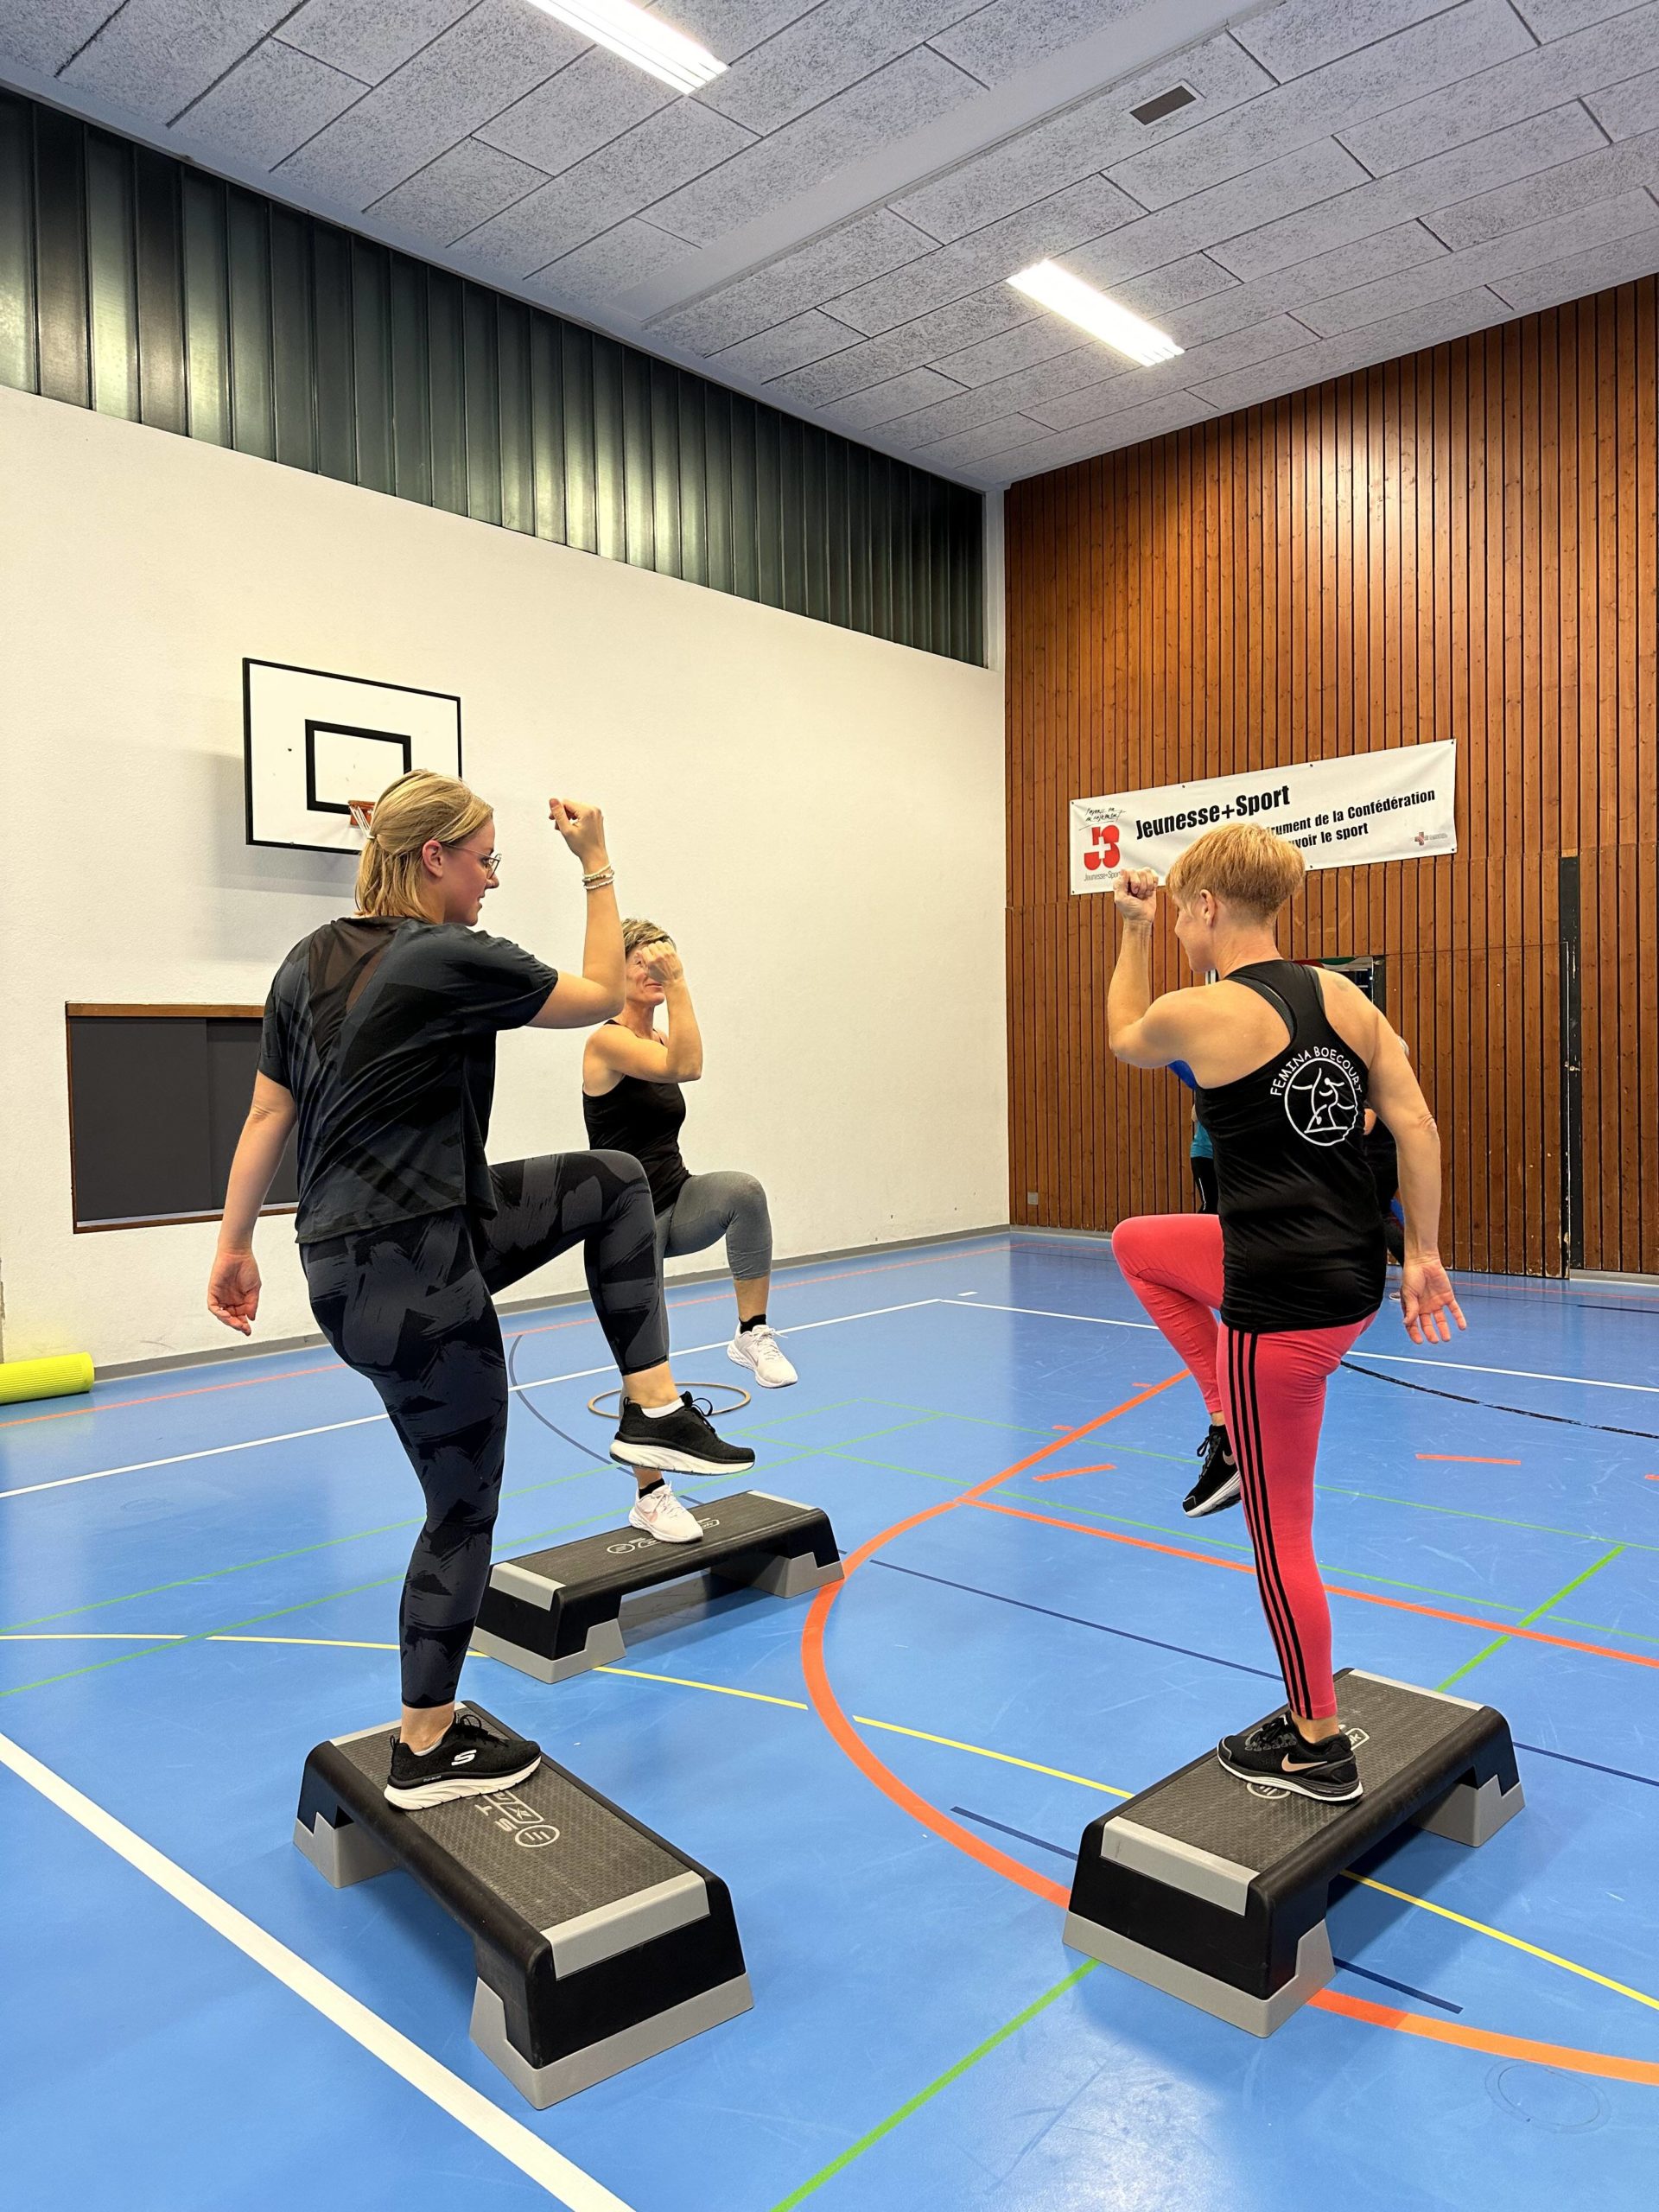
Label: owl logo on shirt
xmin=1279 ymin=1053 xmax=1361 ymax=1147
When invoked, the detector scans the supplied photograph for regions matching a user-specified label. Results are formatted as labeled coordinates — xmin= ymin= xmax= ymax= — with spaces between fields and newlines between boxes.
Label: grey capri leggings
xmin=654 ymin=1170 xmax=773 ymax=1281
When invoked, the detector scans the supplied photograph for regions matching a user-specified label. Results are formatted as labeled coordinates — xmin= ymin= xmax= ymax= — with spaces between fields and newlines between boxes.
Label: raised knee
xmin=732 ymin=1173 xmax=767 ymax=1211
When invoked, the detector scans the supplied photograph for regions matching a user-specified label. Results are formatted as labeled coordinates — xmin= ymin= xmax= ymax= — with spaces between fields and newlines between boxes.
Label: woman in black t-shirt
xmin=1103 ymin=824 xmax=1465 ymax=1805
xmin=206 ymin=770 xmax=753 ymax=1809
xmin=582 ymin=918 xmax=796 ymax=1389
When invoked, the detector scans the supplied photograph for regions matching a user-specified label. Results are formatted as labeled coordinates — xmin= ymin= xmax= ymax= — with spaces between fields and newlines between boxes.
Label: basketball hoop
xmin=347 ymin=798 xmax=376 ymax=836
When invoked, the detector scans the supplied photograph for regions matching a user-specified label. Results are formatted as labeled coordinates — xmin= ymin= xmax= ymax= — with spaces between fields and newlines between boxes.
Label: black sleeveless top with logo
xmin=582 ymin=1027 xmax=690 ymax=1214
xmin=1194 ymin=961 xmax=1385 ymax=1334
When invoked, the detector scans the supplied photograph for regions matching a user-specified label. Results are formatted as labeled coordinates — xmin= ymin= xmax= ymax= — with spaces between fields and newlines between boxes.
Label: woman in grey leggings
xmin=582 ymin=918 xmax=797 ymax=1389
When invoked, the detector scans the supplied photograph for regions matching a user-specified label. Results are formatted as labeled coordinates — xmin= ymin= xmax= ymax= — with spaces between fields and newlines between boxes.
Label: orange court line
xmin=1033 ymin=1464 xmax=1116 ymax=1484
xmin=1417 ymin=1453 xmax=1522 ymax=1465
xmin=800 ymin=1380 xmax=1659 ymax=2089
xmin=973 ymin=1498 xmax=1659 ymax=1675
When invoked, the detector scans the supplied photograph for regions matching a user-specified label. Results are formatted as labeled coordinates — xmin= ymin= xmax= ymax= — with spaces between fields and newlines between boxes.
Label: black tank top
xmin=582 ymin=1027 xmax=690 ymax=1213
xmin=1195 ymin=962 xmax=1385 ymax=1333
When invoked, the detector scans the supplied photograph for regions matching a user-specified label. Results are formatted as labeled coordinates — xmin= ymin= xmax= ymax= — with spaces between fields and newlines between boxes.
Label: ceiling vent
xmin=1129 ymin=84 xmax=1197 ymax=126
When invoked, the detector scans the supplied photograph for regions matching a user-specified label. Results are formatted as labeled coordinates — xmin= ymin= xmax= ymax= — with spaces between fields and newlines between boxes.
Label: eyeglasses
xmin=445 ymin=845 xmax=500 ymax=875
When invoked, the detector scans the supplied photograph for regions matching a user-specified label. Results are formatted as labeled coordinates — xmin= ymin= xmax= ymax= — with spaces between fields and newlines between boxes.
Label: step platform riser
xmin=294 ymin=1706 xmax=753 ymax=2106
xmin=1065 ymin=1669 xmax=1524 ymax=2036
xmin=474 ymin=1490 xmax=842 ymax=1684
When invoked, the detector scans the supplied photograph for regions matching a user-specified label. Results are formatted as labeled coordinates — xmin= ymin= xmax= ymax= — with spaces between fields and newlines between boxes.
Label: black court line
xmin=950 ymin=1806 xmax=1075 ymax=1860
xmin=868 ymin=1559 xmax=1281 ymax=1682
xmin=1340 ymin=1358 xmax=1659 ymax=1443
xmin=1329 ymin=1959 xmax=1463 ymax=2015
xmin=1515 ymin=1740 xmax=1659 ymax=1792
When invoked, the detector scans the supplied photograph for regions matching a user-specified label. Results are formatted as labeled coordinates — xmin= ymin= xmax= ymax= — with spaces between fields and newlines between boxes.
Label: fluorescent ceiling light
xmin=529 ymin=1 xmax=726 ymax=94
xmin=1007 ymin=261 xmax=1184 ymax=367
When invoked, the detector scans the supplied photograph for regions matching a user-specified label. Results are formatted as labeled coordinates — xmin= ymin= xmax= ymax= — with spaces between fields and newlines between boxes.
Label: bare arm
xmin=528 ymin=798 xmax=626 ymax=1029
xmin=1364 ymin=1020 xmax=1465 ymax=1344
xmin=1106 ymin=871 xmax=1204 ymax=1067
xmin=207 ymin=1074 xmax=297 ymax=1335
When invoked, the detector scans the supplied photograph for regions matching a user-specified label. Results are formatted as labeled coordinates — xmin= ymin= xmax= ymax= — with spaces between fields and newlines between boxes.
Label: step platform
xmin=293 ymin=1703 xmax=753 ymax=2107
xmin=471 ymin=1489 xmax=842 ymax=1683
xmin=1064 ymin=1669 xmax=1524 ymax=2036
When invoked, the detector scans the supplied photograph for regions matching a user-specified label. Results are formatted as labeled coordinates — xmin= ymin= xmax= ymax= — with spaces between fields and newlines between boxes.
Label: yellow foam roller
xmin=0 ymin=1353 xmax=95 ymax=1405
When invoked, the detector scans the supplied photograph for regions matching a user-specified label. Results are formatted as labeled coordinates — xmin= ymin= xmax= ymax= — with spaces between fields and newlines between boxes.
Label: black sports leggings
xmin=302 ymin=1152 xmax=667 ymax=1708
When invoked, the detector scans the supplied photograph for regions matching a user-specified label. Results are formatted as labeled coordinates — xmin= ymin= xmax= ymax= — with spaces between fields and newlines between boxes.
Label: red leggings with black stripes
xmin=1110 ymin=1214 xmax=1373 ymax=1721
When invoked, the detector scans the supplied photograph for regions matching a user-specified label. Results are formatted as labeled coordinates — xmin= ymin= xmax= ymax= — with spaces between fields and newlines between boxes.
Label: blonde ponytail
xmin=354 ymin=770 xmax=493 ymax=920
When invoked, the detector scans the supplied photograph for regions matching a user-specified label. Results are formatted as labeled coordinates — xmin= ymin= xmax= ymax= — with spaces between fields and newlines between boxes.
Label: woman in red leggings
xmin=1107 ymin=824 xmax=1464 ymax=1802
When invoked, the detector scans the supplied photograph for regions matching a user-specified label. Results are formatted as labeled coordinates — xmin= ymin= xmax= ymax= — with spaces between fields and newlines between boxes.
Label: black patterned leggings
xmin=302 ymin=1152 xmax=667 ymax=1708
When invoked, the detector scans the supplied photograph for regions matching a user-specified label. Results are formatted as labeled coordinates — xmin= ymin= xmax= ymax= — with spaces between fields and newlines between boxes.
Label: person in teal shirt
xmin=1170 ymin=1059 xmax=1217 ymax=1212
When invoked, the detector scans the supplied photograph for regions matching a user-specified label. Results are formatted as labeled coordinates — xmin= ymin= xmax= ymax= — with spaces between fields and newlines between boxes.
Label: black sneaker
xmin=611 ymin=1392 xmax=756 ymax=1477
xmin=1184 ymin=1424 xmax=1241 ymax=1518
xmin=1217 ymin=1709 xmax=1363 ymax=1803
xmin=385 ymin=1708 xmax=542 ymax=1810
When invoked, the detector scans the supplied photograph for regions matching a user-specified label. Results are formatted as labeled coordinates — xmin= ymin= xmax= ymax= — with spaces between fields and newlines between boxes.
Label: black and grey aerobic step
xmin=293 ymin=1703 xmax=753 ymax=2107
xmin=1064 ymin=1669 xmax=1524 ymax=2036
xmin=470 ymin=1489 xmax=842 ymax=1683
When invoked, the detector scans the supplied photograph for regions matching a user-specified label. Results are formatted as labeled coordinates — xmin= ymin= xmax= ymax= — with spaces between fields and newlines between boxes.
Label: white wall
xmin=0 ymin=387 xmax=1007 ymax=1370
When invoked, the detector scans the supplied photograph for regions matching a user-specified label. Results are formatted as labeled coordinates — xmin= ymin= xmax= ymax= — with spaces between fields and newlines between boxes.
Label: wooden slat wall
xmin=1006 ymin=277 xmax=1658 ymax=1277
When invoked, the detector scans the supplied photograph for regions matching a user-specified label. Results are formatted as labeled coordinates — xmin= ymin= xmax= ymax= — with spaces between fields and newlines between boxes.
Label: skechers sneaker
xmin=385 ymin=1708 xmax=541 ymax=1809
xmin=611 ymin=1392 xmax=756 ymax=1477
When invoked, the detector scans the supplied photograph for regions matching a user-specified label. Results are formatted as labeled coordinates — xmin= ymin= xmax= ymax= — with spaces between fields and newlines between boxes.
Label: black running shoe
xmin=1217 ymin=1709 xmax=1363 ymax=1802
xmin=1184 ymin=1424 xmax=1241 ymax=1518
xmin=611 ymin=1392 xmax=756 ymax=1478
xmin=385 ymin=1708 xmax=542 ymax=1810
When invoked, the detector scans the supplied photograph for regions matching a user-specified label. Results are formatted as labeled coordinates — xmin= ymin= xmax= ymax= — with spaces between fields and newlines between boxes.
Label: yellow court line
xmin=1344 ymin=1873 xmax=1659 ymax=2017
xmin=11 ymin=1634 xmax=1655 ymax=2023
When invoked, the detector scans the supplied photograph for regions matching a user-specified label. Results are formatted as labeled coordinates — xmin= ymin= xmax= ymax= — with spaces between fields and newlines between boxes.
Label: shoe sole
xmin=611 ymin=1438 xmax=756 ymax=1476
xmin=728 ymin=1342 xmax=797 ymax=1389
xmin=384 ymin=1752 xmax=541 ymax=1810
xmin=1183 ymin=1471 xmax=1242 ymax=1517
xmin=1216 ymin=1749 xmax=1363 ymax=1802
xmin=626 ymin=1512 xmax=704 ymax=1546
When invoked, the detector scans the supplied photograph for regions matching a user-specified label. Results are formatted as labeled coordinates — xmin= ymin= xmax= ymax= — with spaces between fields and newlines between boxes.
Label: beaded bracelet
xmin=582 ymin=865 xmax=616 ymax=891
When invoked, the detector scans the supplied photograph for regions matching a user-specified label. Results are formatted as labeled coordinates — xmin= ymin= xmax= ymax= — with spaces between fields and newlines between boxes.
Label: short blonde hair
xmin=355 ymin=770 xmax=493 ymax=920
xmin=1166 ymin=823 xmax=1306 ymax=921
xmin=621 ymin=917 xmax=672 ymax=958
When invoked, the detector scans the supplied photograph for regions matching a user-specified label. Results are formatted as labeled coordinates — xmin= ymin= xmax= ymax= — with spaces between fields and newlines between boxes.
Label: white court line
xmin=946 ymin=1298 xmax=1155 ymax=1330
xmin=0 ymin=1728 xmax=634 ymax=2210
xmin=1356 ymin=1353 xmax=1659 ymax=1395
xmin=0 ymin=1300 xmax=940 ymax=1503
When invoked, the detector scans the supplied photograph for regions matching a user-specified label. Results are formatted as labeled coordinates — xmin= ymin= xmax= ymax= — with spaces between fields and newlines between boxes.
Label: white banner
xmin=1069 ymin=739 xmax=1457 ymax=894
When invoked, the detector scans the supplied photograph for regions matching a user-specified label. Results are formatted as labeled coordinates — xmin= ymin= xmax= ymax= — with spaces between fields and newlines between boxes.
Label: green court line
xmin=1314 ymin=1484 xmax=1656 ymax=1555
xmin=1438 ymin=1546 xmax=1628 ymax=1691
xmin=766 ymin=1961 xmax=1098 ymax=2211
xmin=1552 ymin=1612 xmax=1658 ymax=1647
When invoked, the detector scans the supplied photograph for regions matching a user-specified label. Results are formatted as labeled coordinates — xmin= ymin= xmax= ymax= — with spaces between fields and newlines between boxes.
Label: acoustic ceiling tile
xmin=826 ymin=175 xmax=1141 ymax=336
xmin=764 ymin=289 xmax=1034 ymax=403
xmin=999 ymin=391 xmax=1218 ymax=476
xmin=889 ymin=35 xmax=1274 ymax=245
xmin=0 ymin=2 xmax=122 ymax=77
xmin=477 ymin=45 xmax=672 ymax=175
xmin=179 ymin=39 xmax=366 ymax=171
xmin=649 ymin=47 xmax=984 ymax=245
xmin=654 ymin=208 xmax=937 ymax=351
xmin=63 ymin=1 xmax=303 ymax=121
xmin=275 ymin=0 xmax=581 ymax=209
xmin=880 ymin=376 xmax=1061 ymax=446
xmin=1209 ymin=103 xmax=1605 ymax=277
xmin=663 ymin=1 xmax=822 ymax=60
xmin=1489 ymin=219 xmax=1659 ymax=309
xmin=829 ymin=364 xmax=966 ymax=429
xmin=929 ymin=0 xmax=1152 ymax=88
xmin=280 ymin=0 xmax=474 ymax=86
xmin=935 ymin=314 xmax=1100 ymax=388
xmin=1029 ymin=311 xmax=1315 ymax=430
xmin=1232 ymin=0 xmax=1453 ymax=82
xmin=1585 ymin=66 xmax=1659 ymax=142
xmin=709 ymin=309 xmax=865 ymax=378
xmin=698 ymin=0 xmax=978 ymax=134
xmin=371 ymin=136 xmax=548 ymax=243
xmin=1512 ymin=0 xmax=1637 ymax=35
xmin=535 ymin=218 xmax=688 ymax=304
xmin=1338 ymin=4 xmax=1659 ymax=175
xmin=905 ymin=410 xmax=1058 ymax=466
xmin=1115 ymin=252 xmax=1242 ymax=317
xmin=461 ymin=94 xmax=753 ymax=271
xmin=1110 ymin=0 xmax=1534 ymax=213
xmin=1427 ymin=129 xmax=1659 ymax=250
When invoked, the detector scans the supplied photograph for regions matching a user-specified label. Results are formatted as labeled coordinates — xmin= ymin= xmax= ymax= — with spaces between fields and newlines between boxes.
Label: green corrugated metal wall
xmin=0 ymin=89 xmax=984 ymax=664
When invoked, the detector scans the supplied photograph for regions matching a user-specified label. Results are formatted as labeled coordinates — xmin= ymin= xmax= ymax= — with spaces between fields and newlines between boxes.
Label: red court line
xmin=800 ymin=1382 xmax=1659 ymax=2088
xmin=1417 ymin=1453 xmax=1522 ymax=1465
xmin=974 ymin=1499 xmax=1659 ymax=1675
xmin=0 ymin=1241 xmax=997 ymax=1430
xmin=1032 ymin=1464 xmax=1116 ymax=1484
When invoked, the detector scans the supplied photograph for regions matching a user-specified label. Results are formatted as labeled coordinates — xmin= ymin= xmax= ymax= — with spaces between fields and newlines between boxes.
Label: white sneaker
xmin=728 ymin=1324 xmax=798 ymax=1389
xmin=627 ymin=1481 xmax=704 ymax=1545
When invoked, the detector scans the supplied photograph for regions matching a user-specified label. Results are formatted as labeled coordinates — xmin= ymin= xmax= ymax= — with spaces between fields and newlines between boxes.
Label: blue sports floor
xmin=3 ymin=1232 xmax=1657 ymax=2211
